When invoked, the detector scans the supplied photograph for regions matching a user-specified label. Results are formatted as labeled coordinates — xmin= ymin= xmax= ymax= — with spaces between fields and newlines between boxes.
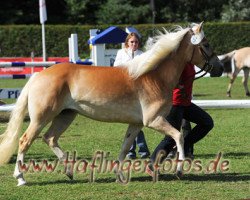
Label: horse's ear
xmin=190 ymin=21 xmax=205 ymax=45
xmin=197 ymin=21 xmax=204 ymax=33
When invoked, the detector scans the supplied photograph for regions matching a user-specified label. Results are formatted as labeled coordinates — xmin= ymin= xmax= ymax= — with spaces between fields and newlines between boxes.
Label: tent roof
xmin=88 ymin=26 xmax=128 ymax=45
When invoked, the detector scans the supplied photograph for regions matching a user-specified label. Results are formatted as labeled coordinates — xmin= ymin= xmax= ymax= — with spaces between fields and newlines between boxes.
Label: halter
xmin=194 ymin=44 xmax=214 ymax=80
xmin=189 ymin=31 xmax=215 ymax=80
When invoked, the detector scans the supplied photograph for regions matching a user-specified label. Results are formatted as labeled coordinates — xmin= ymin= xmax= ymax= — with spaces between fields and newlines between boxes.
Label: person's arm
xmin=134 ymin=49 xmax=143 ymax=56
xmin=114 ymin=50 xmax=123 ymax=66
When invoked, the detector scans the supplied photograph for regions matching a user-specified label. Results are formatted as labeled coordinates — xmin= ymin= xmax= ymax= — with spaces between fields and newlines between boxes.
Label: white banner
xmin=0 ymin=88 xmax=22 ymax=99
xmin=39 ymin=0 xmax=47 ymax=24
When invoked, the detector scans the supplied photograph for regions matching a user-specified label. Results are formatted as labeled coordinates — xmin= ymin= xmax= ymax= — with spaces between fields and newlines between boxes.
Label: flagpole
xmin=42 ymin=23 xmax=46 ymax=61
xmin=39 ymin=0 xmax=47 ymax=61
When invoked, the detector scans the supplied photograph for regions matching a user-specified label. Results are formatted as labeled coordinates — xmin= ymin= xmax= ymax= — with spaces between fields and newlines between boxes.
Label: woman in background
xmin=114 ymin=32 xmax=150 ymax=159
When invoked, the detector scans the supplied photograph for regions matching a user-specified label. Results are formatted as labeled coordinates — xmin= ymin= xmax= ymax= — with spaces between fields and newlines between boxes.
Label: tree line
xmin=0 ymin=0 xmax=249 ymax=25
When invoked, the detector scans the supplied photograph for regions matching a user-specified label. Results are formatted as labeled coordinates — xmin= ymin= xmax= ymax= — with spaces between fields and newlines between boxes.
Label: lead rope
xmin=194 ymin=64 xmax=209 ymax=80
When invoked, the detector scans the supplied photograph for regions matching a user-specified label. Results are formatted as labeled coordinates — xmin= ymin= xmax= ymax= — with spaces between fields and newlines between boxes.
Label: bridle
xmin=190 ymin=37 xmax=215 ymax=80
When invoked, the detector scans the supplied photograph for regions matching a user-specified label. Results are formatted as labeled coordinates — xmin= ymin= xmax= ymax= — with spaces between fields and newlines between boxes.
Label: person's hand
xmin=177 ymin=84 xmax=187 ymax=98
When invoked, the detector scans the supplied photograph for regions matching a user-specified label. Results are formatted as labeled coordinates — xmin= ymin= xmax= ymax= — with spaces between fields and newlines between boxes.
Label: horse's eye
xmin=203 ymin=43 xmax=209 ymax=48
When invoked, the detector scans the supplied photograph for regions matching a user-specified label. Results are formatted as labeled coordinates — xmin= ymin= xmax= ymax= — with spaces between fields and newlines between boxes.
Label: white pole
xmin=39 ymin=0 xmax=47 ymax=61
xmin=89 ymin=29 xmax=98 ymax=63
xmin=68 ymin=37 xmax=72 ymax=61
xmin=31 ymin=51 xmax=34 ymax=74
xmin=42 ymin=23 xmax=46 ymax=61
xmin=70 ymin=34 xmax=79 ymax=62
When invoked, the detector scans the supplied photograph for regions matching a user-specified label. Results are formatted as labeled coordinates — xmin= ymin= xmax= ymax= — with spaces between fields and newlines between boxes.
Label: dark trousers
xmin=150 ymin=103 xmax=214 ymax=163
xmin=181 ymin=119 xmax=193 ymax=154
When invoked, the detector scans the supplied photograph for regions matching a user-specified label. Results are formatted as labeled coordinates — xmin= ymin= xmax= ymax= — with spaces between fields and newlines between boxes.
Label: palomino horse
xmin=0 ymin=22 xmax=223 ymax=186
xmin=219 ymin=47 xmax=250 ymax=97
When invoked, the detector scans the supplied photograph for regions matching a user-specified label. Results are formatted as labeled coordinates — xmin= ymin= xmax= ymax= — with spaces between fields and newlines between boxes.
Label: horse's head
xmin=189 ymin=22 xmax=224 ymax=77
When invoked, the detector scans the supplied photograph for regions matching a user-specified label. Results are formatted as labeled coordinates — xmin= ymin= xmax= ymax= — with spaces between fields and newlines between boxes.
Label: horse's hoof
xmin=246 ymin=92 xmax=250 ymax=97
xmin=116 ymin=171 xmax=129 ymax=184
xmin=66 ymin=172 xmax=73 ymax=180
xmin=17 ymin=179 xmax=27 ymax=186
xmin=175 ymin=171 xmax=183 ymax=180
xmin=226 ymin=92 xmax=231 ymax=97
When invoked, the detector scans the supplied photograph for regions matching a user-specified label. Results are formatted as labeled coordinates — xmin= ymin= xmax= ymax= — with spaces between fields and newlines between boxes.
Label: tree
xmin=64 ymin=0 xmax=106 ymax=24
xmin=221 ymin=0 xmax=250 ymax=22
xmin=96 ymin=0 xmax=151 ymax=24
xmin=154 ymin=0 xmax=229 ymax=23
xmin=0 ymin=1 xmax=38 ymax=24
xmin=0 ymin=0 xmax=67 ymax=24
xmin=1 ymin=0 xmax=247 ymax=25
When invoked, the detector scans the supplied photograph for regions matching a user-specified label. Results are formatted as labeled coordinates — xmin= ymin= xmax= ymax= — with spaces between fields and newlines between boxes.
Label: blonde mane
xmin=124 ymin=27 xmax=190 ymax=79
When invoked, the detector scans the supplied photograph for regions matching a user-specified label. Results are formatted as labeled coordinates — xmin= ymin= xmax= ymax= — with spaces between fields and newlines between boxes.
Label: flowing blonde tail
xmin=0 ymin=73 xmax=38 ymax=166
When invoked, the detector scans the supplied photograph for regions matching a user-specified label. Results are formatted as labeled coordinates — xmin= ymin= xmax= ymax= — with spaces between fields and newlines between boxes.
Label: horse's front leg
xmin=147 ymin=116 xmax=185 ymax=177
xmin=116 ymin=124 xmax=142 ymax=183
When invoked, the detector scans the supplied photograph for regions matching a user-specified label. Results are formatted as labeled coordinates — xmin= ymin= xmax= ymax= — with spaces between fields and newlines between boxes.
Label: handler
xmin=147 ymin=63 xmax=214 ymax=175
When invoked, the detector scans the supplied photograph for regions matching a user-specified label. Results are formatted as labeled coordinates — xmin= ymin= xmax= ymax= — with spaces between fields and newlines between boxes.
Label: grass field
xmin=0 ymin=77 xmax=249 ymax=200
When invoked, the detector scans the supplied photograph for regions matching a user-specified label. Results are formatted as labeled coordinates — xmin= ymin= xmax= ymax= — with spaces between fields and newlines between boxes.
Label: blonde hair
xmin=124 ymin=32 xmax=140 ymax=48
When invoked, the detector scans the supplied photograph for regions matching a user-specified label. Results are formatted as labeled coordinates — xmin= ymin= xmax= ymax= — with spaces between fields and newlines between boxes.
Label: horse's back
xmin=235 ymin=47 xmax=250 ymax=68
xmin=28 ymin=63 xmax=133 ymax=103
xmin=33 ymin=63 xmax=130 ymax=87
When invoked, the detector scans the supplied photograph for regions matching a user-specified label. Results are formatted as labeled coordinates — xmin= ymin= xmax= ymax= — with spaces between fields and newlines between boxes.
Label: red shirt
xmin=172 ymin=63 xmax=195 ymax=106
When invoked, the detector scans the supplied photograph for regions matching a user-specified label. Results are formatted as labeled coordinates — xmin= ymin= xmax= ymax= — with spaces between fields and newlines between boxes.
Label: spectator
xmin=114 ymin=32 xmax=150 ymax=159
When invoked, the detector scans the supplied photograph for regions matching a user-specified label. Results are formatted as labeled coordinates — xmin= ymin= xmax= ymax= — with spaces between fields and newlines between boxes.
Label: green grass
xmin=0 ymin=77 xmax=249 ymax=200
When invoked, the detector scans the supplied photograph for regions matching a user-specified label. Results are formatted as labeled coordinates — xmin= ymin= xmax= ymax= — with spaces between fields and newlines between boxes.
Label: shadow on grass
xmin=27 ymin=179 xmax=90 ymax=186
xmin=9 ymin=154 xmax=94 ymax=164
xmin=173 ymin=173 xmax=250 ymax=182
xmin=25 ymin=172 xmax=250 ymax=186
xmin=193 ymin=93 xmax=211 ymax=97
xmin=132 ymin=172 xmax=250 ymax=183
xmin=27 ymin=176 xmax=119 ymax=186
xmin=195 ymin=152 xmax=250 ymax=159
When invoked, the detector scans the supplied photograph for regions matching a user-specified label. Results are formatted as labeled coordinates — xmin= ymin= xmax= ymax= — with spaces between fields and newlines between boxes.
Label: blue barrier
xmin=0 ymin=60 xmax=92 ymax=68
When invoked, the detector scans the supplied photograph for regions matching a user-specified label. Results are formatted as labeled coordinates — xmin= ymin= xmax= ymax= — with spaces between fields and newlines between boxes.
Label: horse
xmin=219 ymin=47 xmax=250 ymax=97
xmin=0 ymin=22 xmax=223 ymax=186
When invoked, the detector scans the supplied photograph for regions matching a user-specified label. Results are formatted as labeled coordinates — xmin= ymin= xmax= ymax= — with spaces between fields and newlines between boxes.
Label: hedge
xmin=0 ymin=22 xmax=249 ymax=59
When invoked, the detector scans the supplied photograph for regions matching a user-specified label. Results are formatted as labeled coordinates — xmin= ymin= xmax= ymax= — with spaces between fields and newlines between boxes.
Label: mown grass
xmin=0 ymin=76 xmax=249 ymax=200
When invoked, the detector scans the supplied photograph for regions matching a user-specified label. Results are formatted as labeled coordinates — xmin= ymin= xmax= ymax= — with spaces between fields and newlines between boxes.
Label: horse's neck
xmin=158 ymin=58 xmax=186 ymax=89
xmin=157 ymin=39 xmax=193 ymax=88
xmin=139 ymin=32 xmax=193 ymax=97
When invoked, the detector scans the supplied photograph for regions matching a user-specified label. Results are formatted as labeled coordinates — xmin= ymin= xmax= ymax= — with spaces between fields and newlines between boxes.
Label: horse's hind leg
xmin=43 ymin=109 xmax=77 ymax=179
xmin=242 ymin=68 xmax=250 ymax=96
xmin=227 ymin=68 xmax=240 ymax=97
xmin=13 ymin=122 xmax=47 ymax=186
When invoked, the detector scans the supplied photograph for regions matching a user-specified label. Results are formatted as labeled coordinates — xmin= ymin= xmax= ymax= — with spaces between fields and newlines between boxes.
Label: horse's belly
xmin=70 ymin=102 xmax=142 ymax=124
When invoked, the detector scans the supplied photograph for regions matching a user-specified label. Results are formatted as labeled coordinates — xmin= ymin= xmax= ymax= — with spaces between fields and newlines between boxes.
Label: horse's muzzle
xmin=209 ymin=56 xmax=224 ymax=77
